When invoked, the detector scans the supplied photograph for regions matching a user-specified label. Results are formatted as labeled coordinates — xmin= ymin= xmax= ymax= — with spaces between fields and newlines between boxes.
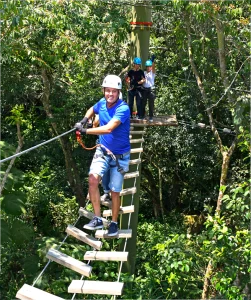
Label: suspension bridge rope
xmin=0 ymin=128 xmax=76 ymax=164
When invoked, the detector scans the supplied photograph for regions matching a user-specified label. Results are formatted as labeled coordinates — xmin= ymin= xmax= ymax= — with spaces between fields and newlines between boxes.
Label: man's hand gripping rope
xmin=74 ymin=118 xmax=116 ymax=160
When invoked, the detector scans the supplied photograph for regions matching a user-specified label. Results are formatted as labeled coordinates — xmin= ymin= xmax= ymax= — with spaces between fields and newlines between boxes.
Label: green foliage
xmin=1 ymin=0 xmax=250 ymax=299
xmin=131 ymin=216 xmax=203 ymax=299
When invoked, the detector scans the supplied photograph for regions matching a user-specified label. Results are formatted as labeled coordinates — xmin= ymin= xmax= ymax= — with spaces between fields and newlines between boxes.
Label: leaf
xmin=184 ymin=264 xmax=190 ymax=272
xmin=1 ymin=220 xmax=12 ymax=244
xmin=2 ymin=192 xmax=26 ymax=215
xmin=10 ymin=220 xmax=34 ymax=245
xmin=22 ymin=255 xmax=40 ymax=275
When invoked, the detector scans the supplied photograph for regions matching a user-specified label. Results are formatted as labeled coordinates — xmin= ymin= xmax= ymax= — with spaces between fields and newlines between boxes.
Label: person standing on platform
xmin=142 ymin=55 xmax=156 ymax=122
xmin=125 ymin=57 xmax=145 ymax=119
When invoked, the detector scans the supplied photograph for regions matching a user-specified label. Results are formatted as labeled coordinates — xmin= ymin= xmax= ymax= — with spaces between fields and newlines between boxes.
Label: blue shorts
xmin=89 ymin=147 xmax=130 ymax=193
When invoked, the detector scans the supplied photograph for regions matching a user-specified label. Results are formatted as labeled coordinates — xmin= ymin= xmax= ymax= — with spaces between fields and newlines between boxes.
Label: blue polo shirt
xmin=93 ymin=98 xmax=131 ymax=155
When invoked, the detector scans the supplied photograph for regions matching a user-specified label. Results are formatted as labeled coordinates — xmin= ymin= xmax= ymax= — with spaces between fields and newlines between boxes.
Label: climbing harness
xmin=75 ymin=131 xmax=128 ymax=175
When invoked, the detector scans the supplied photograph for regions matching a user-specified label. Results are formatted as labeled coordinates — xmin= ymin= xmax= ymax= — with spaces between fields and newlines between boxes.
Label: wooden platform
xmin=131 ymin=115 xmax=178 ymax=126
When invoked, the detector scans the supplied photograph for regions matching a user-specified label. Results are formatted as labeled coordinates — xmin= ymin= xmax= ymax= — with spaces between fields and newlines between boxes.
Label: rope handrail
xmin=0 ymin=128 xmax=76 ymax=164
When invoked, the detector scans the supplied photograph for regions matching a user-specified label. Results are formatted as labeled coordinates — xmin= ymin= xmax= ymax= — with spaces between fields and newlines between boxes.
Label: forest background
xmin=1 ymin=0 xmax=250 ymax=299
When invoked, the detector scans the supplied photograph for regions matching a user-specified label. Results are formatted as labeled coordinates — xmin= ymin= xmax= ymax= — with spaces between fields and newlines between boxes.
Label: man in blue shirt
xmin=74 ymin=75 xmax=130 ymax=236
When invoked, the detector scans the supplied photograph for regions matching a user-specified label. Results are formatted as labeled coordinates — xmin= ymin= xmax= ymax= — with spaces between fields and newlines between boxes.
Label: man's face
xmin=104 ymin=87 xmax=119 ymax=103
xmin=134 ymin=64 xmax=141 ymax=70
xmin=146 ymin=66 xmax=152 ymax=72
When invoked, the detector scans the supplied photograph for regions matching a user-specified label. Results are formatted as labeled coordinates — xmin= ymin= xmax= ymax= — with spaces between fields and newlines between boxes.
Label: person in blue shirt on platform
xmin=74 ymin=75 xmax=130 ymax=237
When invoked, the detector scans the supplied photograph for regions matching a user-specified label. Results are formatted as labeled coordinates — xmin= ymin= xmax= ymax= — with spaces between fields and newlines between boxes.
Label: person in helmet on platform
xmin=125 ymin=57 xmax=146 ymax=119
xmin=74 ymin=75 xmax=130 ymax=237
xmin=142 ymin=55 xmax=156 ymax=122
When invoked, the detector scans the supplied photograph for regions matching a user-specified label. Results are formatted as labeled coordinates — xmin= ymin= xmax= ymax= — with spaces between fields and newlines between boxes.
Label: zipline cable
xmin=0 ymin=128 xmax=76 ymax=164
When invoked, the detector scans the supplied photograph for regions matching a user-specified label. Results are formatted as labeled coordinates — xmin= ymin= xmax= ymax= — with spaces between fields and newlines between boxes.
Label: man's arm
xmin=151 ymin=54 xmax=156 ymax=74
xmin=84 ymin=106 xmax=95 ymax=119
xmin=86 ymin=119 xmax=121 ymax=135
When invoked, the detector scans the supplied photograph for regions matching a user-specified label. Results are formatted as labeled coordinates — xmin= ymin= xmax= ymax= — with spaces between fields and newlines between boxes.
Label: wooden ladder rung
xmin=130 ymin=130 xmax=145 ymax=135
xmin=66 ymin=225 xmax=102 ymax=250
xmin=120 ymin=187 xmax=136 ymax=196
xmin=46 ymin=248 xmax=92 ymax=277
xmin=103 ymin=205 xmax=134 ymax=217
xmin=124 ymin=171 xmax=139 ymax=179
xmin=100 ymin=198 xmax=112 ymax=208
xmin=68 ymin=280 xmax=124 ymax=295
xmin=16 ymin=284 xmax=64 ymax=300
xmin=129 ymin=158 xmax=141 ymax=165
xmin=130 ymin=138 xmax=144 ymax=143
xmin=95 ymin=229 xmax=132 ymax=239
xmin=79 ymin=208 xmax=109 ymax=226
xmin=84 ymin=251 xmax=128 ymax=262
xmin=130 ymin=148 xmax=143 ymax=154
xmin=130 ymin=122 xmax=149 ymax=127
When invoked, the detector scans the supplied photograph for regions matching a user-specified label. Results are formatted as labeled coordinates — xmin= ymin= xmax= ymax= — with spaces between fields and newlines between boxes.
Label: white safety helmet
xmin=102 ymin=75 xmax=122 ymax=90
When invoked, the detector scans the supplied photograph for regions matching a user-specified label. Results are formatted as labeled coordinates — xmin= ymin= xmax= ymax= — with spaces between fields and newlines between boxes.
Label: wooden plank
xmin=130 ymin=130 xmax=145 ymax=135
xmin=130 ymin=148 xmax=143 ymax=154
xmin=16 ymin=284 xmax=64 ymax=300
xmin=68 ymin=280 xmax=124 ymax=295
xmin=129 ymin=158 xmax=141 ymax=165
xmin=84 ymin=251 xmax=128 ymax=262
xmin=79 ymin=208 xmax=109 ymax=226
xmin=124 ymin=171 xmax=139 ymax=179
xmin=100 ymin=198 xmax=112 ymax=208
xmin=103 ymin=205 xmax=134 ymax=217
xmin=95 ymin=229 xmax=132 ymax=239
xmin=120 ymin=187 xmax=136 ymax=196
xmin=66 ymin=225 xmax=102 ymax=250
xmin=131 ymin=115 xmax=178 ymax=126
xmin=130 ymin=138 xmax=144 ymax=143
xmin=46 ymin=248 xmax=92 ymax=277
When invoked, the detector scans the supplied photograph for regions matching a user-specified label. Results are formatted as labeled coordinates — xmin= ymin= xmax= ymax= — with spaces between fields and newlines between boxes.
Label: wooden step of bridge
xmin=46 ymin=248 xmax=92 ymax=277
xmin=130 ymin=130 xmax=145 ymax=135
xmin=84 ymin=251 xmax=128 ymax=262
xmin=120 ymin=187 xmax=136 ymax=196
xmin=68 ymin=280 xmax=124 ymax=295
xmin=130 ymin=138 xmax=144 ymax=143
xmin=16 ymin=284 xmax=64 ymax=300
xmin=66 ymin=225 xmax=102 ymax=250
xmin=130 ymin=147 xmax=143 ymax=154
xmin=102 ymin=205 xmax=134 ymax=217
xmin=79 ymin=208 xmax=109 ymax=226
xmin=95 ymin=229 xmax=132 ymax=239
xmin=129 ymin=158 xmax=141 ymax=165
xmin=124 ymin=171 xmax=139 ymax=179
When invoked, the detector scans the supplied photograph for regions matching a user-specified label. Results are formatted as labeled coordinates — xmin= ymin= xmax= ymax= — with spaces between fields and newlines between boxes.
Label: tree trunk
xmin=185 ymin=11 xmax=238 ymax=299
xmin=142 ymin=164 xmax=160 ymax=218
xmin=41 ymin=69 xmax=85 ymax=207
xmin=158 ymin=167 xmax=164 ymax=219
